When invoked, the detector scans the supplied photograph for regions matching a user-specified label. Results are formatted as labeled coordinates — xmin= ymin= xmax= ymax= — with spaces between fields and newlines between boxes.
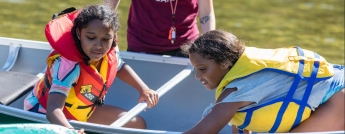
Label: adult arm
xmin=116 ymin=64 xmax=158 ymax=108
xmin=46 ymin=93 xmax=73 ymax=128
xmin=198 ymin=0 xmax=216 ymax=34
xmin=104 ymin=0 xmax=121 ymax=11
xmin=183 ymin=88 xmax=253 ymax=134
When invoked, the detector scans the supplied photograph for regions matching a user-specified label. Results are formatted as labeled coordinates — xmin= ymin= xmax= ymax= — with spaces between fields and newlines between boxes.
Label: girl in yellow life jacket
xmin=23 ymin=4 xmax=159 ymax=132
xmin=181 ymin=30 xmax=344 ymax=134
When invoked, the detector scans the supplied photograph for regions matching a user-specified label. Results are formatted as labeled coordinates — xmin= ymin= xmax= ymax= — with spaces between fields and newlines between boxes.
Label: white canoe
xmin=0 ymin=37 xmax=343 ymax=134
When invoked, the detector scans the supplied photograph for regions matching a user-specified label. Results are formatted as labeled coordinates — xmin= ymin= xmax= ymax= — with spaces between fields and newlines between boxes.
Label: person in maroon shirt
xmin=104 ymin=0 xmax=216 ymax=57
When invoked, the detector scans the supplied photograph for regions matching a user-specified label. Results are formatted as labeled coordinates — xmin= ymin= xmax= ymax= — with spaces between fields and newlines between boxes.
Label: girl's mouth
xmin=201 ymin=81 xmax=207 ymax=86
xmin=91 ymin=51 xmax=102 ymax=56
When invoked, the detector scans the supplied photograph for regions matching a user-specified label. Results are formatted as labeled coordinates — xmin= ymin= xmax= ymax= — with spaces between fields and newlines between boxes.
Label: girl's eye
xmin=87 ymin=37 xmax=95 ymax=40
xmin=199 ymin=68 xmax=206 ymax=72
xmin=103 ymin=38 xmax=111 ymax=41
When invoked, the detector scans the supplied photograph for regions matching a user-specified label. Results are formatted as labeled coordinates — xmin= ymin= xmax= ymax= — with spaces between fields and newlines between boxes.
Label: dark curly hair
xmin=181 ymin=30 xmax=245 ymax=69
xmin=71 ymin=4 xmax=120 ymax=65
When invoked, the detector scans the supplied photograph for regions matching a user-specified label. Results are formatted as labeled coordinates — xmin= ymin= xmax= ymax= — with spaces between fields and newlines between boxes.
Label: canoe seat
xmin=0 ymin=71 xmax=39 ymax=105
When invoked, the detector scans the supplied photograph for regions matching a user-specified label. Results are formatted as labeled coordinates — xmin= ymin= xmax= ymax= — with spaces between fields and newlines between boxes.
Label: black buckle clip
xmin=96 ymin=99 xmax=104 ymax=106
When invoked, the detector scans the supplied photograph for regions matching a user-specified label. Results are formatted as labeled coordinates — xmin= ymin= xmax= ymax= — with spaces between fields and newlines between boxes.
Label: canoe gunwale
xmin=0 ymin=37 xmax=192 ymax=66
xmin=0 ymin=105 xmax=181 ymax=134
xmin=0 ymin=37 xmax=51 ymax=50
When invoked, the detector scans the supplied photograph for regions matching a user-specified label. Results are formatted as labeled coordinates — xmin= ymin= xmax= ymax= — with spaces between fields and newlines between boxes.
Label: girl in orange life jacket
xmin=180 ymin=30 xmax=344 ymax=134
xmin=23 ymin=4 xmax=158 ymax=131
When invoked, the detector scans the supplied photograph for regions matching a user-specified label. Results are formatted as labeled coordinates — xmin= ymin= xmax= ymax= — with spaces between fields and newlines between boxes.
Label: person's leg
xmin=87 ymin=104 xmax=146 ymax=129
xmin=291 ymin=88 xmax=344 ymax=132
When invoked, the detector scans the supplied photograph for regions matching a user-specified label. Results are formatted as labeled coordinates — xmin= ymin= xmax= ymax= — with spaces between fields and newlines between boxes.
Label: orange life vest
xmin=35 ymin=10 xmax=118 ymax=121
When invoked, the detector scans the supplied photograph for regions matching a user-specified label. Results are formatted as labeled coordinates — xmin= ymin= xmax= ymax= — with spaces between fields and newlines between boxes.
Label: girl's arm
xmin=184 ymin=102 xmax=242 ymax=134
xmin=184 ymin=88 xmax=253 ymax=134
xmin=116 ymin=63 xmax=158 ymax=108
xmin=45 ymin=57 xmax=80 ymax=129
xmin=46 ymin=93 xmax=85 ymax=134
xmin=46 ymin=93 xmax=73 ymax=129
xmin=198 ymin=0 xmax=216 ymax=34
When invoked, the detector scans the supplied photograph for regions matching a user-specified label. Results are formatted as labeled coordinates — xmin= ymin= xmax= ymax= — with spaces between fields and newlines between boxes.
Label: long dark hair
xmin=71 ymin=4 xmax=120 ymax=65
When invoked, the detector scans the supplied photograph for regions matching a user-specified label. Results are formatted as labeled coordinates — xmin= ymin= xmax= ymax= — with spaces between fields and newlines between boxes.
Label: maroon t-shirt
xmin=127 ymin=0 xmax=199 ymax=53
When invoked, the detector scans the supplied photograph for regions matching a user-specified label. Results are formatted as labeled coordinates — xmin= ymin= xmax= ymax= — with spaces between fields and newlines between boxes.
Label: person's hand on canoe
xmin=138 ymin=89 xmax=159 ymax=108
xmin=75 ymin=128 xmax=85 ymax=134
xmin=70 ymin=128 xmax=85 ymax=134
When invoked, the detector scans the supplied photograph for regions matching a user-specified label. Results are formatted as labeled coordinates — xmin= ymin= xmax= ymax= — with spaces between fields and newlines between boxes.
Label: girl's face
xmin=77 ymin=19 xmax=115 ymax=61
xmin=189 ymin=52 xmax=230 ymax=90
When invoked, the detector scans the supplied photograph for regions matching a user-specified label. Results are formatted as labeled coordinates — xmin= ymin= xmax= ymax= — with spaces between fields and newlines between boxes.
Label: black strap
xmin=52 ymin=7 xmax=77 ymax=20
xmin=95 ymin=83 xmax=107 ymax=106
xmin=65 ymin=102 xmax=93 ymax=109
xmin=44 ymin=74 xmax=51 ymax=89
xmin=41 ymin=74 xmax=51 ymax=96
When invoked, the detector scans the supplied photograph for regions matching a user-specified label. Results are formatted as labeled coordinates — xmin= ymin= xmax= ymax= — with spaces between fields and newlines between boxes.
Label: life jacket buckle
xmin=96 ymin=99 xmax=104 ymax=106
xmin=237 ymin=127 xmax=244 ymax=134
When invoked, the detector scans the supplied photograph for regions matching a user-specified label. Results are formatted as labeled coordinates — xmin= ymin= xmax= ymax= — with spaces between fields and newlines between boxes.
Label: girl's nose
xmin=195 ymin=71 xmax=202 ymax=81
xmin=94 ymin=40 xmax=102 ymax=47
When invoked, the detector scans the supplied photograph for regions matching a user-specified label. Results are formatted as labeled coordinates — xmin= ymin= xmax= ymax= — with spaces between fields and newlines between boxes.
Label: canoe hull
xmin=0 ymin=37 xmax=343 ymax=134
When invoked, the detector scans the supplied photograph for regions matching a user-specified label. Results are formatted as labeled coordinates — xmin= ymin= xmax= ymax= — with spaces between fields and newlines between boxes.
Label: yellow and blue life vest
xmin=216 ymin=46 xmax=334 ymax=133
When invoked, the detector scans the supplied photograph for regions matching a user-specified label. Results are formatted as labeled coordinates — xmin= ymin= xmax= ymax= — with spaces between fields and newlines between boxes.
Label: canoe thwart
xmin=110 ymin=65 xmax=194 ymax=127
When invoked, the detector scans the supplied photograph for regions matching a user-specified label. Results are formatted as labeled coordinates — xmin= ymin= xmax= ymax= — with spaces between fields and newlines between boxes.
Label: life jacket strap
xmin=41 ymin=74 xmax=51 ymax=96
xmin=51 ymin=7 xmax=77 ymax=20
xmin=64 ymin=102 xmax=93 ymax=109
xmin=237 ymin=127 xmax=244 ymax=134
xmin=44 ymin=74 xmax=51 ymax=88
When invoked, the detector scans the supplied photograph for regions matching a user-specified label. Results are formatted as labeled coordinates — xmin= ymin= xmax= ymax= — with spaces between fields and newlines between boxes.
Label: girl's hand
xmin=73 ymin=128 xmax=85 ymax=134
xmin=138 ymin=89 xmax=159 ymax=108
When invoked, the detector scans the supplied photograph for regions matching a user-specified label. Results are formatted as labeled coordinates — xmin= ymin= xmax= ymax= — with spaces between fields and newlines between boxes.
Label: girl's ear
xmin=111 ymin=33 xmax=118 ymax=47
xmin=114 ymin=33 xmax=118 ymax=43
xmin=221 ymin=62 xmax=230 ymax=70
xmin=76 ymin=28 xmax=81 ymax=40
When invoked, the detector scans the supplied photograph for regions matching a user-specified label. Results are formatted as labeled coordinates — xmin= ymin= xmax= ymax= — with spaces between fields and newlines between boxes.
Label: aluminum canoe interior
xmin=1 ymin=37 xmax=343 ymax=134
xmin=0 ymin=37 xmax=231 ymax=134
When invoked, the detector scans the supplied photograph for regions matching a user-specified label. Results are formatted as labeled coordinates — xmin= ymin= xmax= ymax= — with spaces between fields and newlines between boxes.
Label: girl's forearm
xmin=46 ymin=109 xmax=74 ymax=128
xmin=116 ymin=64 xmax=149 ymax=93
